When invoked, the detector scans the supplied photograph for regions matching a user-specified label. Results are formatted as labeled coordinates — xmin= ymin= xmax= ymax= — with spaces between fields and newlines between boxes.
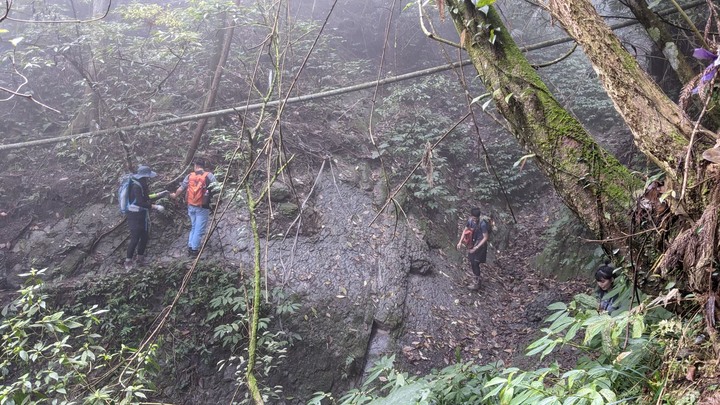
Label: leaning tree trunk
xmin=544 ymin=0 xmax=712 ymax=203
xmin=182 ymin=8 xmax=239 ymax=168
xmin=443 ymin=0 xmax=717 ymax=297
xmin=443 ymin=1 xmax=641 ymax=250
xmin=544 ymin=0 xmax=719 ymax=294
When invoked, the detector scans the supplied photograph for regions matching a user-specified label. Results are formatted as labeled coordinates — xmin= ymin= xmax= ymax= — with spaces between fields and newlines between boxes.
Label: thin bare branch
xmin=531 ymin=42 xmax=578 ymax=68
xmin=0 ymin=55 xmax=60 ymax=113
xmin=6 ymin=0 xmax=111 ymax=23
xmin=1 ymin=0 xmax=10 ymax=22
xmin=417 ymin=0 xmax=463 ymax=49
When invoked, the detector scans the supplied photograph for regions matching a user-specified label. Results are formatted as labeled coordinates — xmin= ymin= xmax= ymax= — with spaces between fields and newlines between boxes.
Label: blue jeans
xmin=187 ymin=205 xmax=210 ymax=250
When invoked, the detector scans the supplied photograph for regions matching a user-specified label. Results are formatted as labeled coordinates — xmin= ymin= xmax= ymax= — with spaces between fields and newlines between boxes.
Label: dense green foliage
xmin=0 ymin=269 xmax=155 ymax=404
xmin=310 ymin=268 xmax=717 ymax=405
xmin=0 ymin=265 xmax=298 ymax=404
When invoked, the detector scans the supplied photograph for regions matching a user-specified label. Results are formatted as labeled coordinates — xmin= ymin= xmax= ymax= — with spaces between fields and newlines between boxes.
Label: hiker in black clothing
xmin=125 ymin=165 xmax=167 ymax=271
xmin=595 ymin=262 xmax=617 ymax=314
xmin=456 ymin=207 xmax=490 ymax=291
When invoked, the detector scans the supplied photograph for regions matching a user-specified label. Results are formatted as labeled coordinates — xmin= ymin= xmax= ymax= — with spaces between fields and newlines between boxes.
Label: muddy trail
xmin=392 ymin=193 xmax=589 ymax=377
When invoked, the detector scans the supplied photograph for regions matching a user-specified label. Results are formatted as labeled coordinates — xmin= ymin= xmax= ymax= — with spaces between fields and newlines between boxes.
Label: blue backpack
xmin=117 ymin=175 xmax=142 ymax=214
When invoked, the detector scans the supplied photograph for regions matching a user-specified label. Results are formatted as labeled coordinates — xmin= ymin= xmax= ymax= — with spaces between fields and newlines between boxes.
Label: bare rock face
xmin=253 ymin=178 xmax=438 ymax=400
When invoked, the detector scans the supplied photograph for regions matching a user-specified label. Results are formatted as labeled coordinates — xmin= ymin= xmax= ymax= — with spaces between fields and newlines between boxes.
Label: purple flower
xmin=693 ymin=48 xmax=719 ymax=93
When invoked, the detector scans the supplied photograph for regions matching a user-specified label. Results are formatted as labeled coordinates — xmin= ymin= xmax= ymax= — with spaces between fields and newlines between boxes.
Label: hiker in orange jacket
xmin=170 ymin=158 xmax=217 ymax=257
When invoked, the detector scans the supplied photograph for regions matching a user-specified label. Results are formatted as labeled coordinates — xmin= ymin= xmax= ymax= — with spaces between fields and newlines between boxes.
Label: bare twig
xmin=6 ymin=0 xmax=111 ymax=23
xmin=531 ymin=43 xmax=578 ymax=68
xmin=680 ymin=84 xmax=714 ymax=201
xmin=417 ymin=0 xmax=463 ymax=49
xmin=1 ymin=55 xmax=60 ymax=113
xmin=0 ymin=0 xmax=10 ymax=23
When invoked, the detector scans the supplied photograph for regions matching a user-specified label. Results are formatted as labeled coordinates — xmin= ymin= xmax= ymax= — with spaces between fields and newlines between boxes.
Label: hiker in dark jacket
xmin=456 ymin=207 xmax=489 ymax=291
xmin=595 ymin=262 xmax=617 ymax=314
xmin=125 ymin=165 xmax=166 ymax=271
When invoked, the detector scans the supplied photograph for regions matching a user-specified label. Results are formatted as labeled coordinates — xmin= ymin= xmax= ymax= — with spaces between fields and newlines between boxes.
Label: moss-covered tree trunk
xmin=245 ymin=186 xmax=264 ymax=404
xmin=443 ymin=1 xmax=641 ymax=250
xmin=444 ymin=0 xmax=718 ymax=297
xmin=543 ymin=0 xmax=719 ymax=293
xmin=544 ymin=0 xmax=710 ymax=190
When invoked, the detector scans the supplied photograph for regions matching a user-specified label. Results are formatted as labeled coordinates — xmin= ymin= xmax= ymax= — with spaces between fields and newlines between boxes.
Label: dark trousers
xmin=468 ymin=246 xmax=488 ymax=277
xmin=126 ymin=211 xmax=150 ymax=259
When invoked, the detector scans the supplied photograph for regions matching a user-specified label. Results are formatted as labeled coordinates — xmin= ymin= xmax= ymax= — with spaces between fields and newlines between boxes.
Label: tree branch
xmin=1 ymin=0 xmax=10 ymax=23
xmin=417 ymin=0 xmax=463 ymax=49
xmin=5 ymin=0 xmax=111 ymax=23
xmin=0 ymin=55 xmax=60 ymax=113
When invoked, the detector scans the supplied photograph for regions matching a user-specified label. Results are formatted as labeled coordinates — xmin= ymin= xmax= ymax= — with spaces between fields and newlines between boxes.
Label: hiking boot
xmin=136 ymin=255 xmax=146 ymax=267
xmin=466 ymin=277 xmax=480 ymax=291
xmin=124 ymin=258 xmax=134 ymax=271
xmin=188 ymin=248 xmax=199 ymax=257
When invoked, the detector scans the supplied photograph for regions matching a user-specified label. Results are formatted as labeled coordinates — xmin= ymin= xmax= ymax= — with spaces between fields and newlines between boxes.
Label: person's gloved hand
xmin=152 ymin=204 xmax=165 ymax=212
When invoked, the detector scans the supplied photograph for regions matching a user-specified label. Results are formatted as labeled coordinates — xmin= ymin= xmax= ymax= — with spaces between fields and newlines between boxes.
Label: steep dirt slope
xmin=0 ymin=145 xmax=592 ymax=403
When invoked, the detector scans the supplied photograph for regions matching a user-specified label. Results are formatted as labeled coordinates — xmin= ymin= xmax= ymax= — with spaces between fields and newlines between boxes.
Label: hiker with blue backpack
xmin=121 ymin=165 xmax=168 ymax=271
xmin=456 ymin=207 xmax=490 ymax=291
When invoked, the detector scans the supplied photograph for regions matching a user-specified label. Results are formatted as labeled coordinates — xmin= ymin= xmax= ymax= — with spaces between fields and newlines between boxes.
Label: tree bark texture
xmin=444 ymin=0 xmax=642 ymax=243
xmin=624 ymin=0 xmax=696 ymax=85
xmin=545 ymin=0 xmax=710 ymax=190
xmin=544 ymin=0 xmax=720 ymax=295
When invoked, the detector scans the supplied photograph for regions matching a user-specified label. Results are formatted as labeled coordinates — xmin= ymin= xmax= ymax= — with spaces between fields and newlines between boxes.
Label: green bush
xmin=316 ymin=269 xmax=687 ymax=404
xmin=0 ymin=269 xmax=156 ymax=404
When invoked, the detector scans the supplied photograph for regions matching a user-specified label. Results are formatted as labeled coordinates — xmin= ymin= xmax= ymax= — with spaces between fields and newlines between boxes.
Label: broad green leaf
xmin=526 ymin=340 xmax=550 ymax=357
xmin=549 ymin=314 xmax=575 ymax=333
xmin=537 ymin=397 xmax=561 ymax=405
xmin=485 ymin=376 xmax=509 ymax=387
xmin=599 ymin=388 xmax=616 ymax=402
xmin=583 ymin=314 xmax=611 ymax=344
xmin=632 ymin=317 xmax=645 ymax=338
xmin=540 ymin=340 xmax=558 ymax=358
xmin=565 ymin=322 xmax=581 ymax=341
